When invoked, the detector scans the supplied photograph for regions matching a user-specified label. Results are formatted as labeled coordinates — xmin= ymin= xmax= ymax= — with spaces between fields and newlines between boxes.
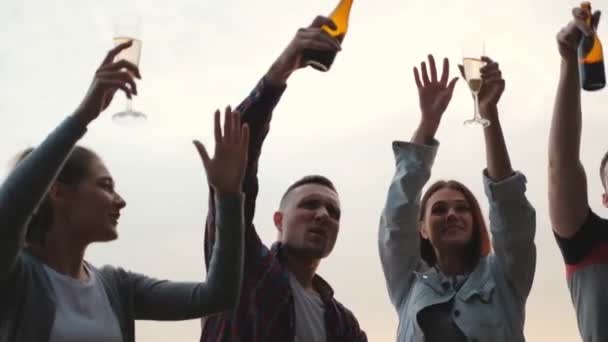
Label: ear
xmin=47 ymin=183 xmax=68 ymax=205
xmin=418 ymin=220 xmax=430 ymax=240
xmin=273 ymin=211 xmax=284 ymax=234
xmin=602 ymin=193 xmax=608 ymax=208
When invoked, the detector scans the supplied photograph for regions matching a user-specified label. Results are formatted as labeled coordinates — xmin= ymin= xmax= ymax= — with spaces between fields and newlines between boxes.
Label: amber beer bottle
xmin=578 ymin=1 xmax=605 ymax=91
xmin=301 ymin=0 xmax=353 ymax=72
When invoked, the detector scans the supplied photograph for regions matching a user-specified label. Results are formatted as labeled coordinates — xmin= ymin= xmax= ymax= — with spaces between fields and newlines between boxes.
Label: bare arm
xmin=548 ymin=10 xmax=600 ymax=238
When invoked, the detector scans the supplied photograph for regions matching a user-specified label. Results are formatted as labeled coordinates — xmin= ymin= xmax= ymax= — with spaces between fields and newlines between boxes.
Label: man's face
xmin=274 ymin=184 xmax=340 ymax=260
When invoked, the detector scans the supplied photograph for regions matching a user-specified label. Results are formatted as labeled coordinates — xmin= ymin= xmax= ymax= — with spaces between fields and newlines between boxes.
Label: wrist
xmin=213 ymin=186 xmax=242 ymax=197
xmin=71 ymin=108 xmax=94 ymax=127
xmin=412 ymin=120 xmax=439 ymax=145
xmin=265 ymin=60 xmax=292 ymax=87
xmin=479 ymin=105 xmax=498 ymax=118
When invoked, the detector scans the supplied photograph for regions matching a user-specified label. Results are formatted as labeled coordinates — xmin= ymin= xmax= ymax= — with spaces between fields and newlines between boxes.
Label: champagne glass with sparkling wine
xmin=112 ymin=14 xmax=146 ymax=124
xmin=462 ymin=40 xmax=490 ymax=127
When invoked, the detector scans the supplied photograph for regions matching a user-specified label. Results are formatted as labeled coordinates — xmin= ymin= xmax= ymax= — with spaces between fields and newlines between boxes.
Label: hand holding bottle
xmin=265 ymin=16 xmax=341 ymax=86
xmin=557 ymin=7 xmax=601 ymax=62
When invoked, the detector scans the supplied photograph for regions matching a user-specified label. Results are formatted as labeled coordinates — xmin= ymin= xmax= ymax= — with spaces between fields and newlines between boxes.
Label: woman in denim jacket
xmin=378 ymin=55 xmax=536 ymax=342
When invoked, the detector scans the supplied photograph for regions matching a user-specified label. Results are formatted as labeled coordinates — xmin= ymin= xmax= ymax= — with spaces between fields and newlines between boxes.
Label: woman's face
xmin=53 ymin=156 xmax=126 ymax=243
xmin=420 ymin=187 xmax=474 ymax=252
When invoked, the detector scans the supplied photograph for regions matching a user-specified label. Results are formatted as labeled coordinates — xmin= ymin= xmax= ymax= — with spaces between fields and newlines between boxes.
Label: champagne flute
xmin=462 ymin=41 xmax=490 ymax=127
xmin=112 ymin=14 xmax=146 ymax=124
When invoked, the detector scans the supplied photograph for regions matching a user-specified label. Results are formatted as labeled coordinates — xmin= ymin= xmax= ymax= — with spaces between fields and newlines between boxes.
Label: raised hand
xmin=414 ymin=54 xmax=459 ymax=128
xmin=557 ymin=7 xmax=601 ymax=61
xmin=193 ymin=107 xmax=250 ymax=196
xmin=74 ymin=41 xmax=141 ymax=124
xmin=266 ymin=16 xmax=342 ymax=85
xmin=458 ymin=56 xmax=505 ymax=118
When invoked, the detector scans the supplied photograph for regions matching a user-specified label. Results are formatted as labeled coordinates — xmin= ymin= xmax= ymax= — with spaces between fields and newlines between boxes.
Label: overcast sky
xmin=2 ymin=0 xmax=608 ymax=340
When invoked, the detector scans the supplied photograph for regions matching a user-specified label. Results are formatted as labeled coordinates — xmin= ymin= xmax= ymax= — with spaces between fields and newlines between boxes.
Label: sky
xmin=1 ymin=0 xmax=607 ymax=341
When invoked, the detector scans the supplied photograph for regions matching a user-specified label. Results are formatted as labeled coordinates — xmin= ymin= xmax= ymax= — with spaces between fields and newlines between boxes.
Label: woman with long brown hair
xmin=378 ymin=54 xmax=536 ymax=341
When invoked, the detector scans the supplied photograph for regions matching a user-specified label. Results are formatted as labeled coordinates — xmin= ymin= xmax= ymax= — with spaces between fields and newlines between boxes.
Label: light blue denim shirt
xmin=378 ymin=141 xmax=536 ymax=342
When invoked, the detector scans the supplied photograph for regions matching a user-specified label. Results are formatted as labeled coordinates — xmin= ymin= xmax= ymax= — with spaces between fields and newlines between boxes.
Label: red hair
xmin=418 ymin=180 xmax=491 ymax=268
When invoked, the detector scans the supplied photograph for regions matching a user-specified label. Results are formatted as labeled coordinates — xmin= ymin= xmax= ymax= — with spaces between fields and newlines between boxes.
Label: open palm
xmin=193 ymin=107 xmax=250 ymax=195
xmin=414 ymin=55 xmax=459 ymax=126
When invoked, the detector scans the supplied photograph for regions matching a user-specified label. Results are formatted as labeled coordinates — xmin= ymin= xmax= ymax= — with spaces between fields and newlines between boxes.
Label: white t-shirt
xmin=43 ymin=263 xmax=123 ymax=342
xmin=289 ymin=273 xmax=326 ymax=342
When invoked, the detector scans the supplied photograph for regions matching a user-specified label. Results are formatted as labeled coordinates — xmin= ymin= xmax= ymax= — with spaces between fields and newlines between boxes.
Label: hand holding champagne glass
xmin=112 ymin=14 xmax=146 ymax=124
xmin=73 ymin=42 xmax=141 ymax=125
xmin=461 ymin=41 xmax=490 ymax=127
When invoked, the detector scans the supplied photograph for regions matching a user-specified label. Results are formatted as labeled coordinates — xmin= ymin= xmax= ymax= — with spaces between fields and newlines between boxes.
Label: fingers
xmin=98 ymin=80 xmax=132 ymax=99
xmin=572 ymin=7 xmax=594 ymax=36
xmin=447 ymin=77 xmax=459 ymax=96
xmin=413 ymin=67 xmax=423 ymax=89
xmin=101 ymin=40 xmax=134 ymax=66
xmin=592 ymin=10 xmax=602 ymax=29
xmin=557 ymin=22 xmax=582 ymax=50
xmin=458 ymin=64 xmax=465 ymax=79
xmin=296 ymin=28 xmax=342 ymax=52
xmin=96 ymin=71 xmax=137 ymax=95
xmin=428 ymin=55 xmax=438 ymax=83
xmin=99 ymin=59 xmax=141 ymax=79
xmin=421 ymin=61 xmax=431 ymax=86
xmin=231 ymin=108 xmax=242 ymax=145
xmin=310 ymin=15 xmax=337 ymax=31
xmin=440 ymin=57 xmax=449 ymax=85
xmin=193 ymin=140 xmax=211 ymax=168
xmin=223 ymin=106 xmax=235 ymax=145
xmin=214 ymin=109 xmax=222 ymax=143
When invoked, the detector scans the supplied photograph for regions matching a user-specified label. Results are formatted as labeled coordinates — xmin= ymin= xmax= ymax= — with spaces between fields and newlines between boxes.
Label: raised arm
xmin=379 ymin=55 xmax=457 ymax=310
xmin=125 ymin=109 xmax=248 ymax=319
xmin=204 ymin=16 xmax=342 ymax=264
xmin=0 ymin=42 xmax=140 ymax=283
xmin=470 ymin=57 xmax=537 ymax=299
xmin=549 ymin=9 xmax=601 ymax=238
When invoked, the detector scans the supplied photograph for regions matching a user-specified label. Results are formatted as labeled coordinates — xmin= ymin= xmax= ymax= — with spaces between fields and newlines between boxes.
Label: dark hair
xmin=418 ymin=180 xmax=491 ymax=269
xmin=14 ymin=146 xmax=98 ymax=245
xmin=600 ymin=151 xmax=608 ymax=189
xmin=279 ymin=175 xmax=337 ymax=208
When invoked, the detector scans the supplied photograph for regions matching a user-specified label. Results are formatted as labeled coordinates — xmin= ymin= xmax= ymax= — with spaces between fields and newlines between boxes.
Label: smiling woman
xmin=0 ymin=43 xmax=248 ymax=342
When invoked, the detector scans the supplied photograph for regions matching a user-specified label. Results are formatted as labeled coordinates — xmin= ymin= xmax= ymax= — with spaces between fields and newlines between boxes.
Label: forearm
xmin=0 ymin=116 xmax=86 ymax=280
xmin=549 ymin=59 xmax=582 ymax=167
xmin=379 ymin=141 xmax=437 ymax=309
xmin=548 ymin=59 xmax=589 ymax=237
xmin=204 ymin=77 xmax=285 ymax=264
xmin=485 ymin=172 xmax=536 ymax=298
xmin=483 ymin=113 xmax=513 ymax=182
xmin=201 ymin=193 xmax=245 ymax=313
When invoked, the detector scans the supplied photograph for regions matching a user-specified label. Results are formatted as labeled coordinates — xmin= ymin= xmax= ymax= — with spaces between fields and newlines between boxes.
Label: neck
xmin=36 ymin=227 xmax=89 ymax=281
xmin=434 ymin=247 xmax=471 ymax=276
xmin=284 ymin=250 xmax=320 ymax=292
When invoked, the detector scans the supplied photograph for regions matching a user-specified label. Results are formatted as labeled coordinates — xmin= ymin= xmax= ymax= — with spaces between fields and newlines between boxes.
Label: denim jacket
xmin=378 ymin=141 xmax=536 ymax=342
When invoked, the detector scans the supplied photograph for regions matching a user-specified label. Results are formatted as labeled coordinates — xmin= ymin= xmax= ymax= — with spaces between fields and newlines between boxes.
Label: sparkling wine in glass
xmin=462 ymin=42 xmax=490 ymax=127
xmin=112 ymin=16 xmax=146 ymax=124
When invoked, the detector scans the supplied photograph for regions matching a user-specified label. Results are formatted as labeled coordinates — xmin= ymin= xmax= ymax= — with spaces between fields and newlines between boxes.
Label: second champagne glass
xmin=112 ymin=15 xmax=146 ymax=124
xmin=462 ymin=41 xmax=490 ymax=127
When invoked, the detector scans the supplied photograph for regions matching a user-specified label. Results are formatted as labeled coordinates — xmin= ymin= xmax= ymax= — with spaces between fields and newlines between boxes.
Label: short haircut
xmin=279 ymin=175 xmax=337 ymax=209
xmin=600 ymin=150 xmax=608 ymax=189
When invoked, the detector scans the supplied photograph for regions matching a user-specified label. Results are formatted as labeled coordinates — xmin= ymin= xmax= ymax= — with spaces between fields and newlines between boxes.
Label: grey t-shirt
xmin=289 ymin=273 xmax=326 ymax=342
xmin=44 ymin=263 xmax=123 ymax=342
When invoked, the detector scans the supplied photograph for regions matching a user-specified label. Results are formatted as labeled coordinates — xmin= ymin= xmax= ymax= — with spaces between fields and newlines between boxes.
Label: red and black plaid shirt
xmin=200 ymin=77 xmax=367 ymax=342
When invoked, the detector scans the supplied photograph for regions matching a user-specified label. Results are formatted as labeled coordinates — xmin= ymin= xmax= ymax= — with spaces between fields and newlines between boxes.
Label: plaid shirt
xmin=200 ymin=77 xmax=367 ymax=342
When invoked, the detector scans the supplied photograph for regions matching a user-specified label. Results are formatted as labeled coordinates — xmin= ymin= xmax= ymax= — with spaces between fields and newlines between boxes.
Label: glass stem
xmin=126 ymin=98 xmax=133 ymax=112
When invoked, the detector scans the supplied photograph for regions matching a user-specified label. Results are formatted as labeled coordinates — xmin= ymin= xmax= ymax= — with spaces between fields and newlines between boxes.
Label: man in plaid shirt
xmin=200 ymin=16 xmax=367 ymax=342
